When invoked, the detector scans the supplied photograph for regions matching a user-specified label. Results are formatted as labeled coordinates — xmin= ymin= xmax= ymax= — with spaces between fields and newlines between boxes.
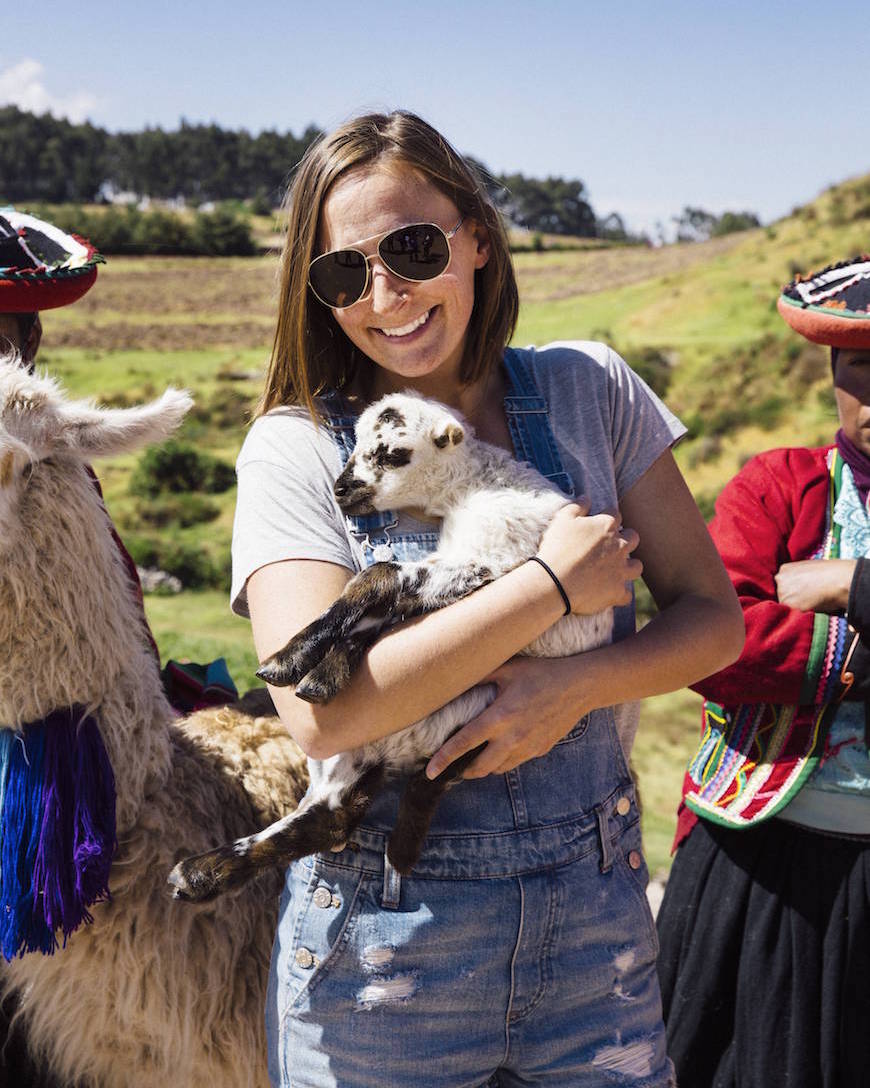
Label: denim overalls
xmin=266 ymin=349 xmax=674 ymax=1087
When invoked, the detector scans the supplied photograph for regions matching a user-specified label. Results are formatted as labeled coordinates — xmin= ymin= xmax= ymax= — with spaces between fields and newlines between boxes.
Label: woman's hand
xmin=536 ymin=501 xmax=642 ymax=615
xmin=775 ymin=558 xmax=856 ymax=614
xmin=425 ymin=656 xmax=589 ymax=780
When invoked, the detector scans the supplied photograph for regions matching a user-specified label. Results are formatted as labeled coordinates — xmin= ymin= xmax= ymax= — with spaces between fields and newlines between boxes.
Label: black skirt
xmin=656 ymin=816 xmax=870 ymax=1088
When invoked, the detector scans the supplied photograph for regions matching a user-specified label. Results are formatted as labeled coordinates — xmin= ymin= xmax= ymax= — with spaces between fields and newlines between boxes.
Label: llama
xmin=169 ymin=390 xmax=613 ymax=902
xmin=0 ymin=356 xmax=309 ymax=1088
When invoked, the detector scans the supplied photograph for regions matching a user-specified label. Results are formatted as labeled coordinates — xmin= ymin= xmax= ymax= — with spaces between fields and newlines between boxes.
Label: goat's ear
xmin=58 ymin=388 xmax=194 ymax=460
xmin=432 ymin=419 xmax=465 ymax=450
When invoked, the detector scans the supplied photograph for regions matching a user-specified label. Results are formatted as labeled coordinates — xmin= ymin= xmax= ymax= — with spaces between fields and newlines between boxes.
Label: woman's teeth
xmin=380 ymin=310 xmax=431 ymax=337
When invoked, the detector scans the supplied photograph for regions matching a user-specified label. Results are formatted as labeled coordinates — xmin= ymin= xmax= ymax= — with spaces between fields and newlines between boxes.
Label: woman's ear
xmin=471 ymin=220 xmax=491 ymax=270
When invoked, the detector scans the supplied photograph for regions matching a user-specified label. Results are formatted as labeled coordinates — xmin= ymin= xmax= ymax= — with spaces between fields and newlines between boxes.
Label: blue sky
xmin=4 ymin=1 xmax=868 ymax=235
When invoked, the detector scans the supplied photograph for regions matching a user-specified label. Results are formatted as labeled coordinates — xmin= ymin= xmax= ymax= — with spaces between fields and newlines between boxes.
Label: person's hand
xmin=425 ymin=656 xmax=591 ymax=780
xmin=536 ymin=501 xmax=642 ymax=615
xmin=775 ymin=558 xmax=856 ymax=614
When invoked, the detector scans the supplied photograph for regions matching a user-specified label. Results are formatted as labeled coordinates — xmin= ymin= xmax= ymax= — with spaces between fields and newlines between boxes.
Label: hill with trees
xmin=2 ymin=106 xmax=761 ymax=247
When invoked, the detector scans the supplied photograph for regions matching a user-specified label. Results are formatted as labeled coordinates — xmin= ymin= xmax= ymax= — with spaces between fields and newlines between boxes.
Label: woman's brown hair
xmin=259 ymin=111 xmax=519 ymax=417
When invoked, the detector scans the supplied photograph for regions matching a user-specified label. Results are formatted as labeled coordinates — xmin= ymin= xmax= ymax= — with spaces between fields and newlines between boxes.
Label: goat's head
xmin=334 ymin=392 xmax=468 ymax=516
xmin=0 ymin=353 xmax=192 ymax=549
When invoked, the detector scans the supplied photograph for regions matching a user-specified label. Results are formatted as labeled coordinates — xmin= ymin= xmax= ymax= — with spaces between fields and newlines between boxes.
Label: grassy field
xmin=33 ymin=172 xmax=870 ymax=874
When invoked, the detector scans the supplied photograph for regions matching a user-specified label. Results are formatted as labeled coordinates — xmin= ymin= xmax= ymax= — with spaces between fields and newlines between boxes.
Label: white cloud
xmin=0 ymin=58 xmax=98 ymax=123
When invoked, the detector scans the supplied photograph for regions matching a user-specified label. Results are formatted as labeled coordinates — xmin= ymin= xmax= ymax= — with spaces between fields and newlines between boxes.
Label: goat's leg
xmin=278 ymin=560 xmax=496 ymax=704
xmin=168 ymin=761 xmax=385 ymax=903
xmin=293 ymin=625 xmax=386 ymax=704
xmin=257 ymin=562 xmax=414 ymax=689
xmin=386 ymin=743 xmax=488 ymax=875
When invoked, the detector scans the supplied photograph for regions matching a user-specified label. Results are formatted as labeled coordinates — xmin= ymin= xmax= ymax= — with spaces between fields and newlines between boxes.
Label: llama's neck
xmin=0 ymin=462 xmax=173 ymax=831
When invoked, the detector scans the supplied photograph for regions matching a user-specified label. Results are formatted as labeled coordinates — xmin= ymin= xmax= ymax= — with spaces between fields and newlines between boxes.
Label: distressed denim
xmin=266 ymin=350 xmax=673 ymax=1086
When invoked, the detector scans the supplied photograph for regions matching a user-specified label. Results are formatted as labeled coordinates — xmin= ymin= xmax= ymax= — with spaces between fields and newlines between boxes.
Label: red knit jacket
xmin=674 ymin=446 xmax=862 ymax=847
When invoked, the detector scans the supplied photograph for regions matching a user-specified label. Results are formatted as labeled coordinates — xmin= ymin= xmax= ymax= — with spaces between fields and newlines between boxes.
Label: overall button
xmin=616 ymin=796 xmax=631 ymax=817
xmin=295 ymin=947 xmax=316 ymax=969
xmin=312 ymin=887 xmax=332 ymax=909
xmin=627 ymin=850 xmax=643 ymax=870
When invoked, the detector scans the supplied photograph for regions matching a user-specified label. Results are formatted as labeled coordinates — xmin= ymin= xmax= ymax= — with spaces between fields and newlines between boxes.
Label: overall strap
xmin=502 ymin=347 xmax=575 ymax=496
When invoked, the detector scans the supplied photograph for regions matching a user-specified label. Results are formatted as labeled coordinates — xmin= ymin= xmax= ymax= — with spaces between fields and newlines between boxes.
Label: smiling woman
xmin=231 ymin=109 xmax=743 ymax=1088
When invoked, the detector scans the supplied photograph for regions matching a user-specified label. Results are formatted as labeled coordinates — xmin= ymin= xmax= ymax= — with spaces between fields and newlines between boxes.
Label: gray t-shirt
xmin=230 ymin=341 xmax=685 ymax=750
xmin=232 ymin=341 xmax=684 ymax=612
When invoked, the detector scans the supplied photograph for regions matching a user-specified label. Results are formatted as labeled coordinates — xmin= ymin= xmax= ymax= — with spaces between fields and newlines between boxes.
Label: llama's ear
xmin=0 ymin=434 xmax=31 ymax=487
xmin=432 ymin=419 xmax=465 ymax=450
xmin=58 ymin=388 xmax=194 ymax=460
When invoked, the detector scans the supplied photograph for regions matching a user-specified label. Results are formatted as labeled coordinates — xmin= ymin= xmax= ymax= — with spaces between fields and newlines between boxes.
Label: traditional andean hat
xmin=0 ymin=208 xmax=103 ymax=312
xmin=778 ymin=256 xmax=870 ymax=349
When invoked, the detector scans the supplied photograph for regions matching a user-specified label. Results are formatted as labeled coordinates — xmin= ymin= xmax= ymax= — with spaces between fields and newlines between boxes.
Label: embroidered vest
xmin=683 ymin=451 xmax=848 ymax=829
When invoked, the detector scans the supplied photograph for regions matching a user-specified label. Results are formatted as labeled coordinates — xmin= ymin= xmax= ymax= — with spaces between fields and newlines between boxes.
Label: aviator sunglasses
xmin=308 ymin=218 xmax=465 ymax=309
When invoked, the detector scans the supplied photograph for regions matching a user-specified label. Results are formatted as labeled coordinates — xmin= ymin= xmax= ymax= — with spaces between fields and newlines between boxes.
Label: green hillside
xmin=31 ymin=171 xmax=870 ymax=873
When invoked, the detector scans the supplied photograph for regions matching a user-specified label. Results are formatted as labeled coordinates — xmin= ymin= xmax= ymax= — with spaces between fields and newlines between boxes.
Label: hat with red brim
xmin=0 ymin=208 xmax=103 ymax=312
xmin=777 ymin=256 xmax=870 ymax=349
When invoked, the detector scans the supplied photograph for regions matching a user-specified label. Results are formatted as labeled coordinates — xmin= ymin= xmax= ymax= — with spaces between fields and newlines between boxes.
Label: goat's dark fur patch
xmin=370 ymin=443 xmax=412 ymax=472
xmin=377 ymin=407 xmax=406 ymax=427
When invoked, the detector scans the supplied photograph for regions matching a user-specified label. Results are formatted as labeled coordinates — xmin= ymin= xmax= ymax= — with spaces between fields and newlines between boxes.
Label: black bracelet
xmin=528 ymin=555 xmax=571 ymax=616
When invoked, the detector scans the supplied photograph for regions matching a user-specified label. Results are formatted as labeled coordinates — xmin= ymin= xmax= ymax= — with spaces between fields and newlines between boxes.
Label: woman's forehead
xmin=319 ymin=164 xmax=457 ymax=251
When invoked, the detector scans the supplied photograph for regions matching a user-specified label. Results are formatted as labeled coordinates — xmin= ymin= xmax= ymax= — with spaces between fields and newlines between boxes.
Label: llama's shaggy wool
xmin=0 ymin=359 xmax=309 ymax=1087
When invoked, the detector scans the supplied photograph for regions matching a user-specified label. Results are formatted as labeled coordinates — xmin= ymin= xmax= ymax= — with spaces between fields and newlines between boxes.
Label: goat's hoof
xmin=294 ymin=669 xmax=342 ymax=704
xmin=256 ymin=649 xmax=308 ymax=689
xmin=168 ymin=849 xmax=239 ymax=903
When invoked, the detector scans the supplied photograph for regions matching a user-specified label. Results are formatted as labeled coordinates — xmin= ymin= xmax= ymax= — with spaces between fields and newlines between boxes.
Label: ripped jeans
xmin=265 ymin=710 xmax=674 ymax=1087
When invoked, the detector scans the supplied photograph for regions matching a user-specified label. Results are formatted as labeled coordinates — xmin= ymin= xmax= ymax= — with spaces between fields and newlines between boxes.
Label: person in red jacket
xmin=657 ymin=256 xmax=870 ymax=1088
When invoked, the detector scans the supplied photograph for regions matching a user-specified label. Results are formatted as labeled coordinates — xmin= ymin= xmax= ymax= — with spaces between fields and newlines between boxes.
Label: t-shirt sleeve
xmin=230 ymin=410 xmax=356 ymax=617
xmin=534 ymin=341 xmax=686 ymax=500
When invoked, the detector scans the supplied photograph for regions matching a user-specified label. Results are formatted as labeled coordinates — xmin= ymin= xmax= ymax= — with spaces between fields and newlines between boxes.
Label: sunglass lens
xmin=309 ymin=250 xmax=368 ymax=308
xmin=380 ymin=224 xmax=450 ymax=281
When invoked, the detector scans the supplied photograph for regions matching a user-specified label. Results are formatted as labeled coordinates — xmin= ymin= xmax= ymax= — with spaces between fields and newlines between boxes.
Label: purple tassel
xmin=72 ymin=715 xmax=116 ymax=919
xmin=0 ymin=709 xmax=116 ymax=960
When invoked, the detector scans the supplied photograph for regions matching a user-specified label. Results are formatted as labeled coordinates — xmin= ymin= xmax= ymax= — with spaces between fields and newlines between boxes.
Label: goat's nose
xmin=333 ymin=464 xmax=356 ymax=498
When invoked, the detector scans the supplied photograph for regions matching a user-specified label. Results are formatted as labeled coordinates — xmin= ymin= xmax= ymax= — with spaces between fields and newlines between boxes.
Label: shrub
xmin=129 ymin=439 xmax=235 ymax=498
xmin=135 ymin=493 xmax=221 ymax=528
xmin=123 ymin=533 xmax=229 ymax=590
xmin=191 ymin=206 xmax=257 ymax=256
xmin=157 ymin=540 xmax=227 ymax=590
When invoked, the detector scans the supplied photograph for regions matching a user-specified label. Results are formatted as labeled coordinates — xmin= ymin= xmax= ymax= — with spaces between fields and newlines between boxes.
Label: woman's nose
xmin=368 ymin=264 xmax=409 ymax=313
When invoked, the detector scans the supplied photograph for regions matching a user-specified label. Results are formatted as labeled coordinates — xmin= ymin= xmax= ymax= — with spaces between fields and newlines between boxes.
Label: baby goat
xmin=169 ymin=392 xmax=612 ymax=902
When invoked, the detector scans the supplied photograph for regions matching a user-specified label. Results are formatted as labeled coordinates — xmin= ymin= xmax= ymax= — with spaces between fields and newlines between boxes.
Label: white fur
xmin=0 ymin=356 xmax=309 ymax=1087
xmin=309 ymin=389 xmax=613 ymax=788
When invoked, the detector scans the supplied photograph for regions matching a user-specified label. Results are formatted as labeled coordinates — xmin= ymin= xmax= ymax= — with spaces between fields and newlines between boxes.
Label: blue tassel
xmin=0 ymin=724 xmax=52 ymax=958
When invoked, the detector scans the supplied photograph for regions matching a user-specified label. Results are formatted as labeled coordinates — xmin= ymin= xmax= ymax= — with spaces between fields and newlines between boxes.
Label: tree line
xmin=1 ymin=107 xmax=760 ymax=246
xmin=1 ymin=106 xmax=634 ymax=240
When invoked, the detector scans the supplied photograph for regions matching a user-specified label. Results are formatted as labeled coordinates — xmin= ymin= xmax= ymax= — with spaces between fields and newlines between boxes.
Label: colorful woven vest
xmin=684 ymin=451 xmax=848 ymax=828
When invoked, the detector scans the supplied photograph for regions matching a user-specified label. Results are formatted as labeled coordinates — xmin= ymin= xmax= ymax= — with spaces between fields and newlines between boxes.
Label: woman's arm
xmin=425 ymin=449 xmax=745 ymax=778
xmin=247 ymin=503 xmax=641 ymax=759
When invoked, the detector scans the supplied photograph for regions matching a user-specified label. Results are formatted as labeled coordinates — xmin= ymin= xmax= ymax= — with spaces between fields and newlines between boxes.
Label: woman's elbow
xmin=266 ymin=687 xmax=344 ymax=761
xmin=710 ymin=590 xmax=746 ymax=672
